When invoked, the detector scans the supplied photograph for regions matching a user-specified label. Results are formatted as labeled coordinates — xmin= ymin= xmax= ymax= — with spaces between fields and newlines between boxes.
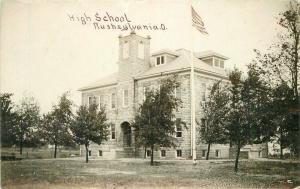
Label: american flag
xmin=191 ymin=6 xmax=208 ymax=34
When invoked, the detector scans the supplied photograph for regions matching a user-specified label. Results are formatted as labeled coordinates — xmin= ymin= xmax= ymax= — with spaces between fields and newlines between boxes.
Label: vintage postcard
xmin=1 ymin=0 xmax=299 ymax=188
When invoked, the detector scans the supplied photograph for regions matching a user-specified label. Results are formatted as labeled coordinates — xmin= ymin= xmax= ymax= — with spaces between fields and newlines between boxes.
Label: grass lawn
xmin=1 ymin=158 xmax=299 ymax=189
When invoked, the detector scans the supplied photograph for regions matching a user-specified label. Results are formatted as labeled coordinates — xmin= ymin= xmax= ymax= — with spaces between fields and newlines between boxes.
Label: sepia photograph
xmin=0 ymin=0 xmax=299 ymax=188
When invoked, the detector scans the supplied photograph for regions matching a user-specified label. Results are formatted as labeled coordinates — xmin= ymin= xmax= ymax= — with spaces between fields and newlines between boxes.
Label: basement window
xmin=176 ymin=150 xmax=182 ymax=157
xmin=146 ymin=150 xmax=151 ymax=157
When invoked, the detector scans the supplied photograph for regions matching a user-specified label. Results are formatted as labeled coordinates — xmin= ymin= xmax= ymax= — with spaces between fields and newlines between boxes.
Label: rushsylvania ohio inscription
xmin=68 ymin=12 xmax=167 ymax=31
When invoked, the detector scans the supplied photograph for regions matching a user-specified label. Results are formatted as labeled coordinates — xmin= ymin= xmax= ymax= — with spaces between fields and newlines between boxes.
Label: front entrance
xmin=121 ymin=122 xmax=131 ymax=147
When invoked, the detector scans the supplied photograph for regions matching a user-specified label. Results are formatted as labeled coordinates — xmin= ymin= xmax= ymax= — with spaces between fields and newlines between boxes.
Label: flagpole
xmin=189 ymin=1 xmax=197 ymax=165
xmin=190 ymin=48 xmax=197 ymax=165
xmin=189 ymin=3 xmax=208 ymax=165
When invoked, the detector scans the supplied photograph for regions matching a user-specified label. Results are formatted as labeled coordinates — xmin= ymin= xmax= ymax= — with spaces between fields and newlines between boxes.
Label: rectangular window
xmin=201 ymin=119 xmax=208 ymax=133
xmin=156 ymin=56 xmax=165 ymax=66
xmin=111 ymin=93 xmax=116 ymax=109
xmin=220 ymin=60 xmax=224 ymax=68
xmin=111 ymin=124 xmax=116 ymax=140
xmin=99 ymin=95 xmax=104 ymax=108
xmin=146 ymin=150 xmax=151 ymax=157
xmin=123 ymin=41 xmax=129 ymax=59
xmin=88 ymin=150 xmax=92 ymax=156
xmin=123 ymin=89 xmax=129 ymax=107
xmin=201 ymin=83 xmax=206 ymax=101
xmin=176 ymin=150 xmax=182 ymax=157
xmin=99 ymin=150 xmax=102 ymax=157
xmin=88 ymin=96 xmax=97 ymax=106
xmin=161 ymin=150 xmax=166 ymax=157
xmin=176 ymin=118 xmax=182 ymax=138
xmin=201 ymin=118 xmax=206 ymax=126
xmin=156 ymin=57 xmax=160 ymax=65
xmin=161 ymin=56 xmax=165 ymax=64
xmin=88 ymin=96 xmax=92 ymax=106
xmin=202 ymin=150 xmax=206 ymax=158
xmin=214 ymin=58 xmax=220 ymax=67
xmin=138 ymin=41 xmax=144 ymax=59
xmin=174 ymin=86 xmax=181 ymax=99
xmin=143 ymin=86 xmax=149 ymax=101
xmin=215 ymin=150 xmax=220 ymax=158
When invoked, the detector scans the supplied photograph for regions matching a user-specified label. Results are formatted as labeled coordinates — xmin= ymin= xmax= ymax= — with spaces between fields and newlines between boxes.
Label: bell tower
xmin=117 ymin=31 xmax=151 ymax=81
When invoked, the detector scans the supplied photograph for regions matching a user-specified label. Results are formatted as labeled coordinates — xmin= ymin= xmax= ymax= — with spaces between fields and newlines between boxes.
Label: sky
xmin=0 ymin=0 xmax=289 ymax=113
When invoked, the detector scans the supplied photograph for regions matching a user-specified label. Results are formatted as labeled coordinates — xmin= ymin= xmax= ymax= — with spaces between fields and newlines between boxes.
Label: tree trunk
xmin=234 ymin=141 xmax=241 ymax=173
xmin=54 ymin=143 xmax=57 ymax=158
xmin=19 ymin=137 xmax=23 ymax=155
xmin=85 ymin=144 xmax=89 ymax=163
xmin=144 ymin=147 xmax=146 ymax=159
xmin=206 ymin=141 xmax=211 ymax=160
xmin=280 ymin=128 xmax=283 ymax=159
xmin=280 ymin=143 xmax=283 ymax=159
xmin=150 ymin=145 xmax=154 ymax=166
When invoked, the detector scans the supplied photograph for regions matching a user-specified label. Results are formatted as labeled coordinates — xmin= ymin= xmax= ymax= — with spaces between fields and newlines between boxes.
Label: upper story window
xmin=138 ymin=41 xmax=144 ymax=59
xmin=214 ymin=58 xmax=220 ymax=67
xmin=201 ymin=118 xmax=207 ymax=133
xmin=88 ymin=96 xmax=97 ymax=106
xmin=201 ymin=83 xmax=206 ymax=101
xmin=123 ymin=41 xmax=129 ymax=59
xmin=213 ymin=58 xmax=225 ymax=68
xmin=143 ymin=86 xmax=150 ymax=101
xmin=123 ymin=89 xmax=129 ymax=107
xmin=156 ymin=56 xmax=165 ymax=66
xmin=99 ymin=95 xmax=104 ymax=108
xmin=220 ymin=60 xmax=224 ymax=68
xmin=174 ymin=85 xmax=181 ymax=99
xmin=111 ymin=93 xmax=116 ymax=109
xmin=175 ymin=118 xmax=182 ymax=138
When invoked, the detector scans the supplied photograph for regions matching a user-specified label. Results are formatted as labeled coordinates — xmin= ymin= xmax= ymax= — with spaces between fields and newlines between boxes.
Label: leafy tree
xmin=271 ymin=83 xmax=296 ymax=158
xmin=14 ymin=96 xmax=40 ymax=155
xmin=198 ymin=81 xmax=230 ymax=160
xmin=71 ymin=104 xmax=109 ymax=163
xmin=241 ymin=65 xmax=274 ymax=145
xmin=132 ymin=77 xmax=183 ymax=165
xmin=0 ymin=93 xmax=16 ymax=147
xmin=226 ymin=69 xmax=246 ymax=173
xmin=252 ymin=2 xmax=299 ymax=157
xmin=227 ymin=67 xmax=273 ymax=172
xmin=39 ymin=93 xmax=73 ymax=158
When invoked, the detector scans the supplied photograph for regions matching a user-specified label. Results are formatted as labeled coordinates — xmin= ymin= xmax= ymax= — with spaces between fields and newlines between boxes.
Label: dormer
xmin=151 ymin=49 xmax=179 ymax=67
xmin=196 ymin=51 xmax=229 ymax=69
